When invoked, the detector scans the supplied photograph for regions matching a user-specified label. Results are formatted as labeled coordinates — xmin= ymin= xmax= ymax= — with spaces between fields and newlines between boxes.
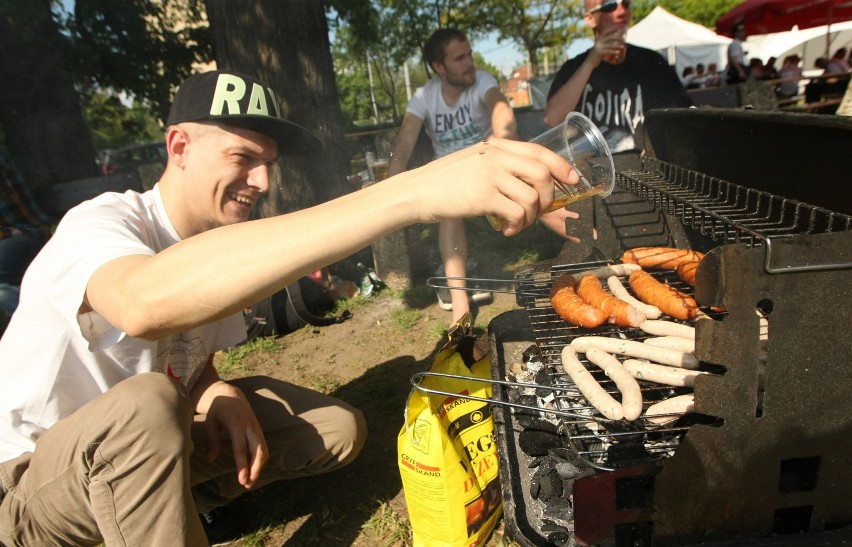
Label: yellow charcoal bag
xmin=397 ymin=317 xmax=502 ymax=547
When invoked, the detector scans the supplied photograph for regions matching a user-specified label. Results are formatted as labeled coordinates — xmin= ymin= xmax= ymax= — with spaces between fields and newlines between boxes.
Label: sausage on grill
xmin=550 ymin=273 xmax=608 ymax=328
xmin=676 ymin=260 xmax=700 ymax=286
xmin=622 ymin=247 xmax=704 ymax=270
xmin=629 ymin=270 xmax=698 ymax=321
xmin=576 ymin=275 xmax=646 ymax=327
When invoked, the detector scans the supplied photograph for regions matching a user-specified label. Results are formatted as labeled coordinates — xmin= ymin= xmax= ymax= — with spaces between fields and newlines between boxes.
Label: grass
xmin=218 ymin=336 xmax=279 ymax=375
xmin=360 ymin=501 xmax=411 ymax=546
xmin=389 ymin=308 xmax=421 ymax=330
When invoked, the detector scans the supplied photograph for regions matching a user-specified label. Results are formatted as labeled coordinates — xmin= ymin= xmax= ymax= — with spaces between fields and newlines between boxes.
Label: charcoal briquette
xmin=543 ymin=496 xmax=573 ymax=520
xmin=546 ymin=530 xmax=572 ymax=546
xmin=519 ymin=429 xmax=561 ymax=456
xmin=537 ymin=470 xmax=563 ymax=501
xmin=530 ymin=474 xmax=541 ymax=499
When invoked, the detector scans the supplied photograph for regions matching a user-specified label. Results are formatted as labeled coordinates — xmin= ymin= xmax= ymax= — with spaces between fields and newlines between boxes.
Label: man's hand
xmin=590 ymin=26 xmax=627 ymax=67
xmin=406 ymin=137 xmax=578 ymax=235
xmin=199 ymin=381 xmax=269 ymax=489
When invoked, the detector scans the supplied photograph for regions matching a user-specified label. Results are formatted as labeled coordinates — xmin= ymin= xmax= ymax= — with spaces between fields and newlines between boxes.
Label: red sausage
xmin=550 ymin=274 xmax=608 ymax=328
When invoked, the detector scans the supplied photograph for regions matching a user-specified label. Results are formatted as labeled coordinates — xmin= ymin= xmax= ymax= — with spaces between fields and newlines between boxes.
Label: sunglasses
xmin=588 ymin=0 xmax=631 ymax=14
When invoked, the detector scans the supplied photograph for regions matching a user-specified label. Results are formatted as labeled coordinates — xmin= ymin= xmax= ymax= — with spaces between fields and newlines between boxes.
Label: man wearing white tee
xmin=0 ymin=69 xmax=577 ymax=546
xmin=388 ymin=28 xmax=518 ymax=323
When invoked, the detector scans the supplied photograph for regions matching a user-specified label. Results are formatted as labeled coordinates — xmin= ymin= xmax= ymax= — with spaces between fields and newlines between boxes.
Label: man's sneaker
xmin=436 ymin=286 xmax=453 ymax=310
xmin=199 ymin=507 xmax=242 ymax=546
xmin=470 ymin=290 xmax=492 ymax=304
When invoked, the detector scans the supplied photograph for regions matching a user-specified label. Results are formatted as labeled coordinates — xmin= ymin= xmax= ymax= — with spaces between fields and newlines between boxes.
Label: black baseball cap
xmin=166 ymin=70 xmax=320 ymax=156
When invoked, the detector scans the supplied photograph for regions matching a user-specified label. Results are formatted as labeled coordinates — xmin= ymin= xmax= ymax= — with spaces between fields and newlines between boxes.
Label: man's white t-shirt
xmin=0 ymin=185 xmax=245 ymax=463
xmin=406 ymin=69 xmax=499 ymax=159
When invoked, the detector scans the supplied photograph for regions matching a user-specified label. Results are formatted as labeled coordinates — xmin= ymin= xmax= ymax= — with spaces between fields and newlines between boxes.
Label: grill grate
xmin=620 ymin=157 xmax=852 ymax=272
xmin=512 ymin=261 xmax=717 ymax=470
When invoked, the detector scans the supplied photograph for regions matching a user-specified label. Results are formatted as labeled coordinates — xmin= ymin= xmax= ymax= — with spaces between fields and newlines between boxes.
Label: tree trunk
xmin=0 ymin=0 xmax=98 ymax=188
xmin=527 ymin=45 xmax=541 ymax=78
xmin=204 ymin=0 xmax=352 ymax=216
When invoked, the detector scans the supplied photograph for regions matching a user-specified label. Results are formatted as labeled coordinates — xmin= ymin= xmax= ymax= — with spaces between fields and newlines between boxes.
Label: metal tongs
xmin=411 ymin=370 xmax=615 ymax=424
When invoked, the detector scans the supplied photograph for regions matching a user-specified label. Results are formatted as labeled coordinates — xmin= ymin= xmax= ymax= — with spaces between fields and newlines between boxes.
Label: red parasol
xmin=716 ymin=0 xmax=852 ymax=37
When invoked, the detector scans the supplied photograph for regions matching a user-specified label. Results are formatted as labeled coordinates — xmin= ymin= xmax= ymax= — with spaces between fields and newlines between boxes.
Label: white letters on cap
xmin=210 ymin=73 xmax=281 ymax=119
xmin=210 ymin=74 xmax=246 ymax=116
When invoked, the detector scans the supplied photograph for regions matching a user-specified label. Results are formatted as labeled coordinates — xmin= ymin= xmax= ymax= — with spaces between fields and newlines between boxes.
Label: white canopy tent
xmin=627 ymin=6 xmax=732 ymax=79
xmin=745 ymin=21 xmax=852 ymax=74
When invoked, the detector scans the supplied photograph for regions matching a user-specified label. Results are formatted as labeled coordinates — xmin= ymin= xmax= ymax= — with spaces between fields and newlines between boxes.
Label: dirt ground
xmin=213 ymin=218 xmax=568 ymax=546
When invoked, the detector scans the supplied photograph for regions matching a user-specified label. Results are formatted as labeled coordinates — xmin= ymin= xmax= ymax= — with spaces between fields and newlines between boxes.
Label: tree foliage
xmin=84 ymin=93 xmax=163 ymax=151
xmin=68 ymin=0 xmax=213 ymax=123
xmin=460 ymin=0 xmax=588 ymax=76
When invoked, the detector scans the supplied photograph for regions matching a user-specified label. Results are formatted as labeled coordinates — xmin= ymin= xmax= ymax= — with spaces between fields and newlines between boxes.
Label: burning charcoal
xmin=522 ymin=344 xmax=541 ymax=362
xmin=547 ymin=530 xmax=572 ymax=547
xmin=528 ymin=455 xmax=545 ymax=468
xmin=543 ymin=496 xmax=574 ymax=525
xmin=541 ymin=520 xmax=572 ymax=546
xmin=529 ymin=474 xmax=541 ymax=499
xmin=533 ymin=368 xmax=552 ymax=398
xmin=537 ymin=469 xmax=563 ymax=501
xmin=549 ymin=447 xmax=596 ymax=480
xmin=519 ymin=419 xmax=561 ymax=456
xmin=554 ymin=460 xmax=589 ymax=481
xmin=515 ymin=394 xmax=543 ymax=428
xmin=607 ymin=441 xmax=653 ymax=468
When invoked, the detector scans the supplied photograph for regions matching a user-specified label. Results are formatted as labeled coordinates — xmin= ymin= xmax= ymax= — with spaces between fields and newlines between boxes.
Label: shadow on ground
xmin=229 ymin=337 xmax=448 ymax=545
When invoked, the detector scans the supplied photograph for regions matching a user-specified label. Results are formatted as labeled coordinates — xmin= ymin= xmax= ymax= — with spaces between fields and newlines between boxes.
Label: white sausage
xmin=561 ymin=346 xmax=624 ymax=421
xmin=623 ymin=359 xmax=707 ymax=387
xmin=573 ymin=263 xmax=642 ymax=280
xmin=645 ymin=393 xmax=695 ymax=425
xmin=639 ymin=320 xmax=696 ymax=340
xmin=570 ymin=336 xmax=699 ymax=369
xmin=643 ymin=336 xmax=695 ymax=353
xmin=585 ymin=348 xmax=643 ymax=421
xmin=606 ymin=275 xmax=662 ymax=319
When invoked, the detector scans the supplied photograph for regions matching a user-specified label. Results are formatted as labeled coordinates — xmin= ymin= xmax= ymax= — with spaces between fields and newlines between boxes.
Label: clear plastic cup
xmin=487 ymin=112 xmax=615 ymax=231
xmin=605 ymin=27 xmax=628 ymax=65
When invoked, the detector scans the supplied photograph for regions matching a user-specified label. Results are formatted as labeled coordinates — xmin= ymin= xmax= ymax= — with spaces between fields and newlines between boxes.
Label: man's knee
xmin=107 ymin=373 xmax=193 ymax=449
xmin=335 ymin=405 xmax=368 ymax=466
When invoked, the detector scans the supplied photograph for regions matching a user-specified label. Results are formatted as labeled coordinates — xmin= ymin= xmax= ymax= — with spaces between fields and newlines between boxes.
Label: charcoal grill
xmin=487 ymin=109 xmax=852 ymax=547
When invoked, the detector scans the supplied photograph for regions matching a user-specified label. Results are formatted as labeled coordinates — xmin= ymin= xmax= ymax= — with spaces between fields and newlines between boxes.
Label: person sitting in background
xmin=388 ymin=28 xmax=517 ymax=321
xmin=762 ymin=57 xmax=779 ymax=80
xmin=681 ymin=66 xmax=696 ymax=87
xmin=688 ymin=63 xmax=707 ymax=88
xmin=807 ymin=53 xmax=850 ymax=103
xmin=776 ymin=55 xmax=802 ymax=98
xmin=702 ymin=63 xmax=722 ymax=87
xmin=748 ymin=58 xmax=767 ymax=81
xmin=0 ymin=150 xmax=51 ymax=317
xmin=825 ymin=47 xmax=851 ymax=74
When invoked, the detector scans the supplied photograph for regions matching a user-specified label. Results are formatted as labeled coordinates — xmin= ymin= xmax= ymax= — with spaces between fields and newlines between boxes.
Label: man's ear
xmin=430 ymin=60 xmax=445 ymax=78
xmin=165 ymin=126 xmax=189 ymax=168
xmin=585 ymin=12 xmax=598 ymax=30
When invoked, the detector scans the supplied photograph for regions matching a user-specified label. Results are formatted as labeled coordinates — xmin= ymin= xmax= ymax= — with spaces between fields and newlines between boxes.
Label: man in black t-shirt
xmin=544 ymin=0 xmax=692 ymax=153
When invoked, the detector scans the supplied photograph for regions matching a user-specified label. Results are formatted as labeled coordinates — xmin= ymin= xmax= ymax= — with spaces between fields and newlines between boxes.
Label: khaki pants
xmin=0 ymin=372 xmax=366 ymax=546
